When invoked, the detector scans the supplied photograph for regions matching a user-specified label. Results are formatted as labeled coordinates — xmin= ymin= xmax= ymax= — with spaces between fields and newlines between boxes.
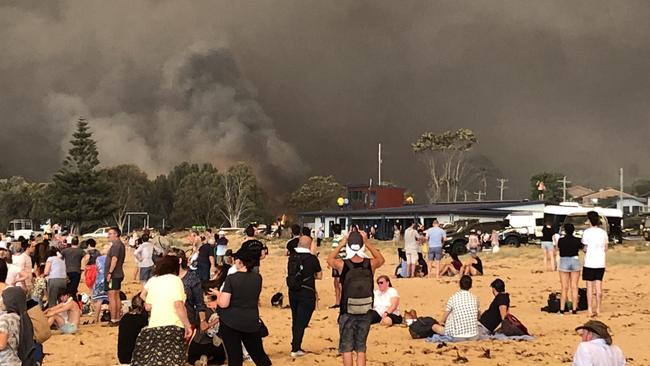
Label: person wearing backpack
xmin=286 ymin=235 xmax=322 ymax=358
xmin=327 ymin=227 xmax=385 ymax=366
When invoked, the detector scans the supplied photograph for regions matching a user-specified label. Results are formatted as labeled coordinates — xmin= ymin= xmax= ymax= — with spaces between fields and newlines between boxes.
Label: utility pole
xmin=474 ymin=190 xmax=485 ymax=201
xmin=557 ymin=176 xmax=571 ymax=202
xmin=496 ymin=178 xmax=508 ymax=201
xmin=378 ymin=143 xmax=382 ymax=186
xmin=620 ymin=168 xmax=624 ymax=214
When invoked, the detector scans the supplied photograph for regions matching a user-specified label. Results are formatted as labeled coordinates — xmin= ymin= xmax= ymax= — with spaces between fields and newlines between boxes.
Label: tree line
xmin=0 ymin=118 xmax=267 ymax=234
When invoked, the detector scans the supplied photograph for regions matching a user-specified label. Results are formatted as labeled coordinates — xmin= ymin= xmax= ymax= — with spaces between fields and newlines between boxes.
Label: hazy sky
xmin=1 ymin=1 xmax=649 ymax=199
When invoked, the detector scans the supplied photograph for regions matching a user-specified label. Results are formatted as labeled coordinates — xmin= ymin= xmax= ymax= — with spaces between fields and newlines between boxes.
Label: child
xmin=187 ymin=284 xmax=226 ymax=365
xmin=117 ymin=294 xmax=149 ymax=364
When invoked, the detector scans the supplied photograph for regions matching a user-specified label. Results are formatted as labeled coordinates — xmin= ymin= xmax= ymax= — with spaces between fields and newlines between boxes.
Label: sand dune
xmin=44 ymin=239 xmax=649 ymax=365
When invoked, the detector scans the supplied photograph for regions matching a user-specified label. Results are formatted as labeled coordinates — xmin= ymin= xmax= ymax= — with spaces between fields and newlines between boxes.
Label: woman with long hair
xmin=557 ymin=223 xmax=582 ymax=314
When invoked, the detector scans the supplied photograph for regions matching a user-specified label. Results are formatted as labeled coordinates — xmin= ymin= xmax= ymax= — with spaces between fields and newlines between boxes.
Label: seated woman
xmin=369 ymin=275 xmax=402 ymax=326
xmin=118 ymin=294 xmax=149 ymax=364
xmin=439 ymin=253 xmax=463 ymax=277
xmin=478 ymin=279 xmax=509 ymax=335
xmin=462 ymin=252 xmax=483 ymax=276
xmin=44 ymin=290 xmax=81 ymax=334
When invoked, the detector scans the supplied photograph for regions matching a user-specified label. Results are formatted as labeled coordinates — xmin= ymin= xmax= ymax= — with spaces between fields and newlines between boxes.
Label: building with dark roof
xmin=300 ymin=199 xmax=544 ymax=239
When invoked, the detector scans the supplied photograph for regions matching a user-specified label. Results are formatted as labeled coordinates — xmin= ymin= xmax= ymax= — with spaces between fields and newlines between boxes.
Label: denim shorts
xmin=541 ymin=241 xmax=554 ymax=250
xmin=338 ymin=313 xmax=371 ymax=353
xmin=559 ymin=256 xmax=580 ymax=272
xmin=428 ymin=247 xmax=443 ymax=261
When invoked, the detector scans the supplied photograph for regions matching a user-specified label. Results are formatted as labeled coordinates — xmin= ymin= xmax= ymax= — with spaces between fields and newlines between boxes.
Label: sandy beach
xmin=44 ymin=238 xmax=649 ymax=366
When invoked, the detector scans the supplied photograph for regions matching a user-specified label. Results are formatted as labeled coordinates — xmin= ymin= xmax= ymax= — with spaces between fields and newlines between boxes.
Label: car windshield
xmin=563 ymin=215 xmax=593 ymax=231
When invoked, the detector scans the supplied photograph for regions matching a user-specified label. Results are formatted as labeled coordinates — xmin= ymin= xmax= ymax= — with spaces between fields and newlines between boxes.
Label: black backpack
xmin=408 ymin=317 xmax=437 ymax=339
xmin=286 ymin=253 xmax=311 ymax=291
xmin=577 ymin=288 xmax=588 ymax=311
xmin=342 ymin=259 xmax=373 ymax=315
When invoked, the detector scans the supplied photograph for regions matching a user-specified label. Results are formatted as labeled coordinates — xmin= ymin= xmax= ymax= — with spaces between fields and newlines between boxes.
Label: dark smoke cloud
xmin=1 ymin=1 xmax=650 ymax=199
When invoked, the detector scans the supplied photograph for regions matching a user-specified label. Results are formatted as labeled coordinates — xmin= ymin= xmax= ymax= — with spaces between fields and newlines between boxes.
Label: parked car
xmin=81 ymin=227 xmax=111 ymax=238
xmin=443 ymin=220 xmax=506 ymax=255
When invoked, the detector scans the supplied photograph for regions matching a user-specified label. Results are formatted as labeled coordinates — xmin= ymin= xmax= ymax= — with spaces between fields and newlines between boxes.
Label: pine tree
xmin=47 ymin=118 xmax=112 ymax=234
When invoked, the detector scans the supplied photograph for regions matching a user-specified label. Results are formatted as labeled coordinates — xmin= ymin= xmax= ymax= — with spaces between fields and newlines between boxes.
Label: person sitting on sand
xmin=439 ymin=253 xmax=463 ymax=277
xmin=117 ymin=294 xmax=149 ymax=364
xmin=369 ymin=275 xmax=402 ymax=326
xmin=44 ymin=289 xmax=81 ymax=334
xmin=573 ymin=320 xmax=625 ymax=366
xmin=432 ymin=275 xmax=480 ymax=341
xmin=478 ymin=279 xmax=509 ymax=335
xmin=461 ymin=252 xmax=483 ymax=276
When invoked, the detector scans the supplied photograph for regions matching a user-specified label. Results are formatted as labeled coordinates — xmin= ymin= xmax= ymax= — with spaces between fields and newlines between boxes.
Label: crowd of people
xmin=0 ymin=210 xmax=627 ymax=366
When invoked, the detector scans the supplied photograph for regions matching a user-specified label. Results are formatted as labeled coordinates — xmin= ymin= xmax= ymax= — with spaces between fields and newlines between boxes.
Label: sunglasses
xmin=377 ymin=280 xmax=387 ymax=285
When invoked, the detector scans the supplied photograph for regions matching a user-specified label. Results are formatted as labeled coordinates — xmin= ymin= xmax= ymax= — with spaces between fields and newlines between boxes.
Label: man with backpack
xmin=286 ymin=235 xmax=322 ymax=358
xmin=327 ymin=227 xmax=385 ymax=366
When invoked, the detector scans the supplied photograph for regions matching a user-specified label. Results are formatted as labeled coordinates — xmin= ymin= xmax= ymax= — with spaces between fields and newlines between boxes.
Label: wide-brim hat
xmin=575 ymin=320 xmax=612 ymax=345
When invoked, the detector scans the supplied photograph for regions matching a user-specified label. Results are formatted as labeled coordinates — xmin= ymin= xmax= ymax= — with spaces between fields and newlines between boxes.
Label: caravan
xmin=543 ymin=202 xmax=623 ymax=243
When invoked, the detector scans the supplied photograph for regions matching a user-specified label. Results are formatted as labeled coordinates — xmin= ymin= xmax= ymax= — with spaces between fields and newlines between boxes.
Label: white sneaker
xmin=290 ymin=350 xmax=307 ymax=358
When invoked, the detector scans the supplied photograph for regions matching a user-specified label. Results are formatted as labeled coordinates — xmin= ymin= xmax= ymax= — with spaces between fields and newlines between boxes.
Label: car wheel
xmin=504 ymin=236 xmax=519 ymax=246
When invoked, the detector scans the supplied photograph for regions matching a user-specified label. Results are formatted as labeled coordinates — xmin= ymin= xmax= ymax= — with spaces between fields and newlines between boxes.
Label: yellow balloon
xmin=337 ymin=197 xmax=345 ymax=206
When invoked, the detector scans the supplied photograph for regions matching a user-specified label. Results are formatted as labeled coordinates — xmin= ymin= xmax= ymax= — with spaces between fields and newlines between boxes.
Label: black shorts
xmin=332 ymin=269 xmax=341 ymax=278
xmin=368 ymin=310 xmax=403 ymax=325
xmin=582 ymin=267 xmax=605 ymax=281
xmin=104 ymin=277 xmax=124 ymax=291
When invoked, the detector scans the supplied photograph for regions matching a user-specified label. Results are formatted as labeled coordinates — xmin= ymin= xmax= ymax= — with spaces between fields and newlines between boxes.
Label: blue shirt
xmin=425 ymin=227 xmax=446 ymax=248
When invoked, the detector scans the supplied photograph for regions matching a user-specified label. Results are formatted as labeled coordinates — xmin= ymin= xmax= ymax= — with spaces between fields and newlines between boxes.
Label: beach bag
xmin=546 ymin=292 xmax=560 ymax=313
xmin=271 ymin=292 xmax=284 ymax=307
xmin=85 ymin=264 xmax=97 ymax=288
xmin=342 ymin=259 xmax=373 ymax=315
xmin=286 ymin=253 xmax=311 ymax=291
xmin=27 ymin=305 xmax=52 ymax=344
xmin=408 ymin=317 xmax=437 ymax=339
xmin=578 ymin=288 xmax=588 ymax=311
xmin=499 ymin=313 xmax=529 ymax=336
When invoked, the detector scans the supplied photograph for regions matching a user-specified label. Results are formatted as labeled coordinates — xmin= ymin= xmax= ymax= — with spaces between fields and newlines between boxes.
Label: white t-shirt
xmin=582 ymin=227 xmax=608 ymax=269
xmin=5 ymin=263 xmax=23 ymax=287
xmin=373 ymin=287 xmax=400 ymax=316
xmin=573 ymin=338 xmax=625 ymax=366
xmin=404 ymin=227 xmax=421 ymax=252
xmin=134 ymin=242 xmax=157 ymax=268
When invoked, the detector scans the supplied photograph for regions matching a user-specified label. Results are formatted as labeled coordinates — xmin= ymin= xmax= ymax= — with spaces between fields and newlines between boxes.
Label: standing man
xmin=215 ymin=230 xmax=229 ymax=266
xmin=403 ymin=221 xmax=421 ymax=278
xmin=105 ymin=227 xmax=125 ymax=326
xmin=12 ymin=240 xmax=34 ymax=289
xmin=285 ymin=224 xmax=301 ymax=256
xmin=287 ymin=235 xmax=322 ymax=357
xmin=61 ymin=237 xmax=85 ymax=298
xmin=425 ymin=220 xmax=446 ymax=279
xmin=196 ymin=231 xmax=216 ymax=282
xmin=327 ymin=229 xmax=385 ymax=366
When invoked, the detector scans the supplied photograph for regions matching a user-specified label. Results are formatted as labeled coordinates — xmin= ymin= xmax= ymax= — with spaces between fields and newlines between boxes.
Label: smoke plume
xmin=1 ymin=1 xmax=650 ymax=198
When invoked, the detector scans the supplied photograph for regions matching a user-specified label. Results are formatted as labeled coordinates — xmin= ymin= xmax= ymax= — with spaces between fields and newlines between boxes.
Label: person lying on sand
xmin=44 ymin=290 xmax=81 ymax=334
